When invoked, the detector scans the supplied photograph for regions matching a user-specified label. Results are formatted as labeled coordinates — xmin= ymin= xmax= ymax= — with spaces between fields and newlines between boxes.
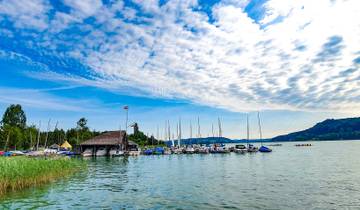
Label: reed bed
xmin=0 ymin=156 xmax=85 ymax=195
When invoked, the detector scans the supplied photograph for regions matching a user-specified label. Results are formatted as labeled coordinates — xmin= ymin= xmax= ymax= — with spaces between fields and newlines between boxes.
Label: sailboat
xmin=246 ymin=114 xmax=258 ymax=152
xmin=257 ymin=112 xmax=272 ymax=153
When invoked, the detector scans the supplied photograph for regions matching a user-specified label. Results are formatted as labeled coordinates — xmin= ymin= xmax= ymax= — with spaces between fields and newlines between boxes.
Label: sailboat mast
xmin=247 ymin=114 xmax=250 ymax=147
xmin=44 ymin=119 xmax=51 ymax=148
xmin=218 ymin=117 xmax=222 ymax=138
xmin=190 ymin=121 xmax=192 ymax=139
xmin=178 ymin=118 xmax=181 ymax=147
xmin=36 ymin=121 xmax=41 ymax=151
xmin=212 ymin=123 xmax=214 ymax=138
xmin=257 ymin=111 xmax=263 ymax=146
xmin=197 ymin=117 xmax=201 ymax=138
xmin=176 ymin=122 xmax=179 ymax=146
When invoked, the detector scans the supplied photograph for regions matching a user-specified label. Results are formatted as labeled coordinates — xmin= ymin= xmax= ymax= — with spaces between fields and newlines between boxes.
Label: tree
xmin=1 ymin=104 xmax=26 ymax=129
xmin=77 ymin=118 xmax=88 ymax=130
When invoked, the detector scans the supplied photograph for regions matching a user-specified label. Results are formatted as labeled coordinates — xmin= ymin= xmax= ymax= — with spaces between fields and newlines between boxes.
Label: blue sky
xmin=0 ymin=0 xmax=359 ymax=139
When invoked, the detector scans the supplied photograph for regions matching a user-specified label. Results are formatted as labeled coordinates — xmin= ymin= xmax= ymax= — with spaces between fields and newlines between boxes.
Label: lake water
xmin=1 ymin=141 xmax=360 ymax=209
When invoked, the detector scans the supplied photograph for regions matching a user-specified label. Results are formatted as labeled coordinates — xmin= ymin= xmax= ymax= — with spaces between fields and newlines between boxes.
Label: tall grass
xmin=0 ymin=156 xmax=86 ymax=195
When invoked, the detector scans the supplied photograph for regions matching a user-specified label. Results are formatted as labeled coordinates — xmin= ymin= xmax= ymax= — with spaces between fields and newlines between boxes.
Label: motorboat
xmin=198 ymin=146 xmax=209 ymax=154
xmin=154 ymin=147 xmax=165 ymax=155
xmin=143 ymin=148 xmax=153 ymax=155
xmin=109 ymin=148 xmax=124 ymax=157
xmin=128 ymin=149 xmax=141 ymax=156
xmin=234 ymin=144 xmax=247 ymax=154
xmin=44 ymin=148 xmax=58 ymax=154
xmin=185 ymin=146 xmax=195 ymax=154
xmin=82 ymin=148 xmax=93 ymax=157
xmin=259 ymin=145 xmax=272 ymax=153
xmin=10 ymin=151 xmax=25 ymax=156
xmin=96 ymin=147 xmax=107 ymax=156
xmin=247 ymin=144 xmax=258 ymax=152
xmin=163 ymin=148 xmax=172 ymax=155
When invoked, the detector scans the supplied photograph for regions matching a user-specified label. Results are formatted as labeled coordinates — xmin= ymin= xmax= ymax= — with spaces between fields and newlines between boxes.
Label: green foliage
xmin=1 ymin=104 xmax=26 ymax=129
xmin=0 ymin=156 xmax=86 ymax=195
xmin=128 ymin=123 xmax=165 ymax=147
xmin=273 ymin=117 xmax=360 ymax=141
xmin=0 ymin=105 xmax=99 ymax=150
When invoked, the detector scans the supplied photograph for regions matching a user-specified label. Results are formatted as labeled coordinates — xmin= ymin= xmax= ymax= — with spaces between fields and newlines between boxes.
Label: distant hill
xmin=272 ymin=117 xmax=360 ymax=141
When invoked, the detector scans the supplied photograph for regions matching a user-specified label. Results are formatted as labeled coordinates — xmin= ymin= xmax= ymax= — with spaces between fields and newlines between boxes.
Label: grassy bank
xmin=0 ymin=156 xmax=86 ymax=195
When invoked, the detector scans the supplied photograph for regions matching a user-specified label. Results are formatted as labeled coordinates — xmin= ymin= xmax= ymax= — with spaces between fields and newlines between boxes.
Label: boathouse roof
xmin=80 ymin=131 xmax=127 ymax=146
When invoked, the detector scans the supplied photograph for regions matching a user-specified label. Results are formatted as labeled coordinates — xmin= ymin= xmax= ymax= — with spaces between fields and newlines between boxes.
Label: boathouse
xmin=80 ymin=130 xmax=129 ymax=153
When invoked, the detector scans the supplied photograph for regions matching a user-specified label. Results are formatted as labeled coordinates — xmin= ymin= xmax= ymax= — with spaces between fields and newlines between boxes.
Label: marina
xmin=1 ymin=140 xmax=360 ymax=209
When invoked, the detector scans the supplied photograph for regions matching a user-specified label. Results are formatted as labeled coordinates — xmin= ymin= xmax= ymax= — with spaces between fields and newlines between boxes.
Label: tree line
xmin=0 ymin=104 xmax=99 ymax=151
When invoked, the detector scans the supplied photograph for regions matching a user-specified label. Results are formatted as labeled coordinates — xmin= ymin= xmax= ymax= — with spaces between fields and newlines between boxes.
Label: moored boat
xmin=82 ymin=148 xmax=93 ymax=157
xmin=95 ymin=147 xmax=107 ymax=156
xmin=109 ymin=148 xmax=124 ymax=157
xmin=259 ymin=145 xmax=272 ymax=152
xmin=234 ymin=144 xmax=247 ymax=154
xmin=185 ymin=146 xmax=195 ymax=154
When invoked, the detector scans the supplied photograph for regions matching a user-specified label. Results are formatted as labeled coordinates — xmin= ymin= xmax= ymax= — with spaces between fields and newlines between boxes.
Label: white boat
xmin=96 ymin=147 xmax=107 ymax=156
xmin=82 ymin=148 xmax=93 ymax=157
xmin=247 ymin=144 xmax=258 ymax=152
xmin=198 ymin=146 xmax=209 ymax=154
xmin=128 ymin=150 xmax=140 ymax=156
xmin=185 ymin=146 xmax=195 ymax=154
xmin=234 ymin=144 xmax=247 ymax=154
xmin=164 ymin=148 xmax=172 ymax=155
xmin=44 ymin=148 xmax=58 ymax=154
xmin=109 ymin=148 xmax=124 ymax=157
xmin=10 ymin=150 xmax=25 ymax=156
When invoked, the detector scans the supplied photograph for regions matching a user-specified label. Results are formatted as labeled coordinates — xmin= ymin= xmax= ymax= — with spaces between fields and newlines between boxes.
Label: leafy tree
xmin=77 ymin=118 xmax=88 ymax=130
xmin=1 ymin=104 xmax=26 ymax=129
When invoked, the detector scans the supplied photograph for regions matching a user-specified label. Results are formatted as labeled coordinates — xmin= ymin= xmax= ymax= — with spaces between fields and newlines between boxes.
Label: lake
xmin=1 ymin=141 xmax=360 ymax=209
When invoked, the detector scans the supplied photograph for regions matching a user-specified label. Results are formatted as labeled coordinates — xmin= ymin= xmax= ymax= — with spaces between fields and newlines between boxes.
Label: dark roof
xmin=81 ymin=131 xmax=127 ymax=146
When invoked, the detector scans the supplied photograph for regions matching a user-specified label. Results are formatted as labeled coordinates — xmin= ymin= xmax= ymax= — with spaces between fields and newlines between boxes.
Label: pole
xmin=197 ymin=117 xmax=201 ymax=138
xmin=247 ymin=114 xmax=249 ymax=147
xmin=44 ymin=119 xmax=51 ymax=148
xmin=179 ymin=118 xmax=181 ymax=147
xmin=257 ymin=111 xmax=263 ymax=146
xmin=125 ymin=107 xmax=129 ymax=134
xmin=212 ymin=123 xmax=214 ymax=138
xmin=36 ymin=121 xmax=41 ymax=151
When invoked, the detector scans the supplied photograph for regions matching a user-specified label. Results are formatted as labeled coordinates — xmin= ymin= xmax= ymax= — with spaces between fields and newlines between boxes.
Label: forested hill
xmin=272 ymin=117 xmax=360 ymax=141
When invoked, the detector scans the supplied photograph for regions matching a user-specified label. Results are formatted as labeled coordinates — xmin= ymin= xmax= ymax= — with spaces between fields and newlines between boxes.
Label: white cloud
xmin=1 ymin=0 xmax=359 ymax=113
xmin=0 ymin=0 xmax=50 ymax=30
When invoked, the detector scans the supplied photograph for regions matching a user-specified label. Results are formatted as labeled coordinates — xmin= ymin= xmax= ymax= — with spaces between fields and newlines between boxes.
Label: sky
xmin=0 ymin=0 xmax=359 ymax=139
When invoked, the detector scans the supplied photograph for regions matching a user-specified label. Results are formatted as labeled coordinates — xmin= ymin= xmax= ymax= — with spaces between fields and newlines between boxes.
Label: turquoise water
xmin=1 ymin=141 xmax=360 ymax=209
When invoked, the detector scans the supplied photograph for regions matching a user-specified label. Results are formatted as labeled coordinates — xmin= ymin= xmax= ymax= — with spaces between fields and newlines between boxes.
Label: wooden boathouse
xmin=80 ymin=130 xmax=129 ymax=153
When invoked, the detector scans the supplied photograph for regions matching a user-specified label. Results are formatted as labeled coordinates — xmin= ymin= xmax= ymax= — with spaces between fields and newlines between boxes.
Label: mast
xmin=218 ymin=117 xmax=222 ymax=138
xmin=36 ymin=121 xmax=41 ymax=151
xmin=212 ymin=123 xmax=214 ymax=138
xmin=178 ymin=118 xmax=181 ymax=147
xmin=157 ymin=125 xmax=159 ymax=140
xmin=257 ymin=111 xmax=263 ymax=146
xmin=247 ymin=114 xmax=250 ymax=147
xmin=164 ymin=120 xmax=168 ymax=141
xmin=197 ymin=117 xmax=201 ymax=138
xmin=44 ymin=119 xmax=51 ymax=148
xmin=168 ymin=120 xmax=174 ymax=147
xmin=190 ymin=121 xmax=192 ymax=139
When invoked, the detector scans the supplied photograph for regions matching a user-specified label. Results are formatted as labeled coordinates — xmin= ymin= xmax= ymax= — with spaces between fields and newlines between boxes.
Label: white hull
xmin=128 ymin=151 xmax=140 ymax=156
xmin=110 ymin=150 xmax=124 ymax=156
xmin=96 ymin=149 xmax=107 ymax=156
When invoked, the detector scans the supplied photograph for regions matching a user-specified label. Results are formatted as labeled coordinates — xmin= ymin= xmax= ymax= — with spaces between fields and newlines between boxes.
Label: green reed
xmin=0 ymin=156 xmax=86 ymax=195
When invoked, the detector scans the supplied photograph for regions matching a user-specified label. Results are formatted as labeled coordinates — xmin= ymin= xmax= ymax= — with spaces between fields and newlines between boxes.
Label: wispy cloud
xmin=0 ymin=87 xmax=104 ymax=112
xmin=0 ymin=0 xmax=359 ymax=113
